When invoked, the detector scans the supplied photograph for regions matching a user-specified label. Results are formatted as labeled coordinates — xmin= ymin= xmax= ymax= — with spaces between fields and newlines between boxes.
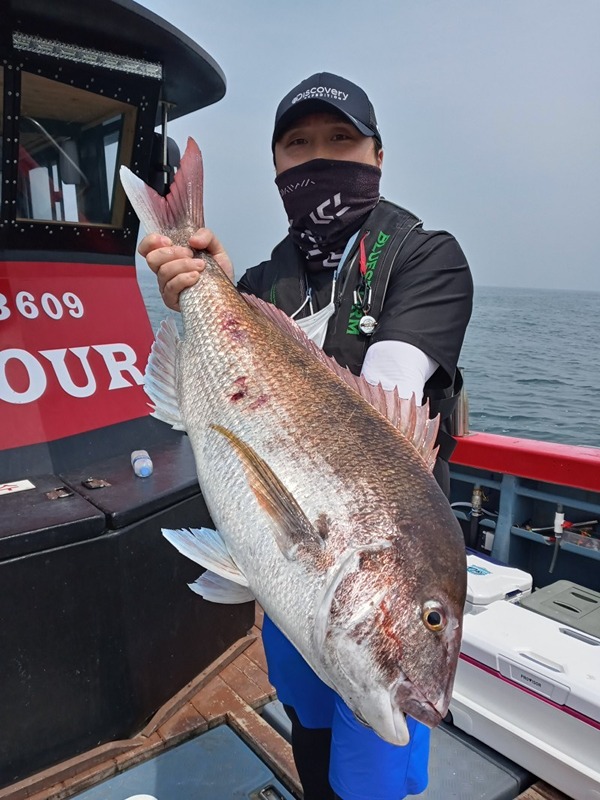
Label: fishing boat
xmin=0 ymin=2 xmax=598 ymax=799
xmin=0 ymin=0 xmax=255 ymax=793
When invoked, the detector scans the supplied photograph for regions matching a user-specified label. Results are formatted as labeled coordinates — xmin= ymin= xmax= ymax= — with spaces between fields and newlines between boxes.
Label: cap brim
xmin=272 ymin=98 xmax=375 ymax=148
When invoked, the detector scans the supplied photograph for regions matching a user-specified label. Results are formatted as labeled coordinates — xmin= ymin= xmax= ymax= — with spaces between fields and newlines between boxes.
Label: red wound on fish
xmin=230 ymin=376 xmax=247 ymax=402
xmin=248 ymin=394 xmax=270 ymax=410
xmin=221 ymin=314 xmax=248 ymax=342
xmin=222 ymin=315 xmax=239 ymax=330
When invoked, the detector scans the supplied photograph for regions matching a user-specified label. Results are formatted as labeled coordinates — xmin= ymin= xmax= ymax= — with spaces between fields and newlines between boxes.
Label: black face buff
xmin=275 ymin=159 xmax=381 ymax=271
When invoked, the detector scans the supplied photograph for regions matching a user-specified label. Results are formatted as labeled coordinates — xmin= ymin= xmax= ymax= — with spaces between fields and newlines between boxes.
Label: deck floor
xmin=0 ymin=606 xmax=572 ymax=800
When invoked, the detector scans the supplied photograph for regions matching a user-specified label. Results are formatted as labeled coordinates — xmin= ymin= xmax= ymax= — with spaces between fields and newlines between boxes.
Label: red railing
xmin=451 ymin=432 xmax=600 ymax=493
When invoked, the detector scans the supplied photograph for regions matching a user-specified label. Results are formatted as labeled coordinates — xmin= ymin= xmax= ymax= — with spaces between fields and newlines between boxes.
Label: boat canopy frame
xmin=1 ymin=0 xmax=226 ymax=258
xmin=8 ymin=0 xmax=226 ymax=121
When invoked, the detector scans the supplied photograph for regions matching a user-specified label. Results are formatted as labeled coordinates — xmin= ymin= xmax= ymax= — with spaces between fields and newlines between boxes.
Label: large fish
xmin=119 ymin=139 xmax=466 ymax=746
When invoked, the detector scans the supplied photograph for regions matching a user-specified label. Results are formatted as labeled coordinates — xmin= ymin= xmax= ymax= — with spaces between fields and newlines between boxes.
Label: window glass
xmin=17 ymin=72 xmax=136 ymax=226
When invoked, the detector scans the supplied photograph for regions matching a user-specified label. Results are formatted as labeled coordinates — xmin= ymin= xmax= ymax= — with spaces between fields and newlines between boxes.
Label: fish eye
xmin=422 ymin=601 xmax=446 ymax=632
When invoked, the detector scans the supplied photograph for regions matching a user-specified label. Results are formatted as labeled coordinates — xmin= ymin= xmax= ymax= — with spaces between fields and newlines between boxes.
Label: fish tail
xmin=119 ymin=137 xmax=205 ymax=236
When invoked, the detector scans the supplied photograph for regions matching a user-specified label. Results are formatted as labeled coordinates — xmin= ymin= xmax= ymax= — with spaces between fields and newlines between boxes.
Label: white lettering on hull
xmin=40 ymin=347 xmax=96 ymax=398
xmin=0 ymin=343 xmax=145 ymax=404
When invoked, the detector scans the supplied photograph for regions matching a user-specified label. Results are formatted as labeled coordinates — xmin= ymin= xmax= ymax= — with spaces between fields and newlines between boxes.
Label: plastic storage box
xmin=450 ymin=600 xmax=600 ymax=800
xmin=465 ymin=554 xmax=532 ymax=614
xmin=519 ymin=580 xmax=600 ymax=638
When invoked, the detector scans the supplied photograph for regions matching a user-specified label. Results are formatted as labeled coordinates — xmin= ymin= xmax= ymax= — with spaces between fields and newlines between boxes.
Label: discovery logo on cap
xmin=272 ymin=72 xmax=381 ymax=149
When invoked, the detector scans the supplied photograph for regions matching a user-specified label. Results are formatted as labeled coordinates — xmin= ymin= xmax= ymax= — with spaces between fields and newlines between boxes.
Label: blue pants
xmin=262 ymin=614 xmax=430 ymax=800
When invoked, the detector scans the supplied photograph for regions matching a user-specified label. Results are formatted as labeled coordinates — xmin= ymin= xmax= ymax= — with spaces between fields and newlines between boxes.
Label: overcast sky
xmin=139 ymin=0 xmax=599 ymax=292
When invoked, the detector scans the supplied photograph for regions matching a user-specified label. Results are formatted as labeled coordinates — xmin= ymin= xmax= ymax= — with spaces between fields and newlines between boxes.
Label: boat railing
xmin=450 ymin=431 xmax=600 ymax=591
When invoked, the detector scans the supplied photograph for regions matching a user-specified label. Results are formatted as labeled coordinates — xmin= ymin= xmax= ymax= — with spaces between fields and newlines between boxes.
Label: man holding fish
xmin=137 ymin=72 xmax=473 ymax=800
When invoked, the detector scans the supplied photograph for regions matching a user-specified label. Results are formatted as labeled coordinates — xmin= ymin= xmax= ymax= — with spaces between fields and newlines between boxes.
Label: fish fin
xmin=188 ymin=571 xmax=255 ymax=604
xmin=210 ymin=424 xmax=325 ymax=559
xmin=162 ymin=527 xmax=250 ymax=587
xmin=242 ymin=293 xmax=439 ymax=472
xmin=119 ymin=137 xmax=204 ymax=236
xmin=143 ymin=318 xmax=186 ymax=430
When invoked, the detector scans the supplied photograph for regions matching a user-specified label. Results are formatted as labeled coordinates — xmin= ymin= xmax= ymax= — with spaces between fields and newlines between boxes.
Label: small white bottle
xmin=131 ymin=449 xmax=153 ymax=478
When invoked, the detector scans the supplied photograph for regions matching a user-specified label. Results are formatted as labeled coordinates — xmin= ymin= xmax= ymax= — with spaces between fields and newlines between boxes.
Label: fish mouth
xmin=354 ymin=685 xmax=411 ymax=745
xmin=392 ymin=674 xmax=450 ymax=730
xmin=351 ymin=675 xmax=448 ymax=746
xmin=357 ymin=673 xmax=446 ymax=746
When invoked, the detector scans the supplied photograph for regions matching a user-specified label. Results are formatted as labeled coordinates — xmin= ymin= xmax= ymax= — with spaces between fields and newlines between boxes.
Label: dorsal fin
xmin=242 ymin=293 xmax=439 ymax=471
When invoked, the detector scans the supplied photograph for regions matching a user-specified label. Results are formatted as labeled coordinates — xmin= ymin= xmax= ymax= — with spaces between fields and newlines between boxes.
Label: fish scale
xmin=120 ymin=138 xmax=466 ymax=746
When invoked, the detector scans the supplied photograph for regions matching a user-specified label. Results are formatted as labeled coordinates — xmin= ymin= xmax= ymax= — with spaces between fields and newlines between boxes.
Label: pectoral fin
xmin=162 ymin=527 xmax=249 ymax=586
xmin=189 ymin=571 xmax=255 ymax=604
xmin=211 ymin=424 xmax=325 ymax=560
xmin=144 ymin=319 xmax=186 ymax=430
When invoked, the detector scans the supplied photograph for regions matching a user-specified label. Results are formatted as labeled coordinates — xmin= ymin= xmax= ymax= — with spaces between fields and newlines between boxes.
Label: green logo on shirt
xmin=346 ymin=230 xmax=390 ymax=334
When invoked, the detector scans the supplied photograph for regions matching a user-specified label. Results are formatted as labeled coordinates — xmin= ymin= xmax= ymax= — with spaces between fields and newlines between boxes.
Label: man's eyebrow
xmin=283 ymin=118 xmax=354 ymax=136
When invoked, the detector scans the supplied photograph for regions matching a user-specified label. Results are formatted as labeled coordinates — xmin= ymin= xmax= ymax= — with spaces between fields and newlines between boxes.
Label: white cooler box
xmin=465 ymin=554 xmax=532 ymax=613
xmin=451 ymin=600 xmax=600 ymax=800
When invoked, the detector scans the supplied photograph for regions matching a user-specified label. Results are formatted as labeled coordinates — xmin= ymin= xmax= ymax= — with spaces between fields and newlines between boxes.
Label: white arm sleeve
xmin=361 ymin=340 xmax=438 ymax=404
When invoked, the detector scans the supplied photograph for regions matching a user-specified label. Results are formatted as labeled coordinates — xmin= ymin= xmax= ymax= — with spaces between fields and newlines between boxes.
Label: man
xmin=141 ymin=72 xmax=473 ymax=800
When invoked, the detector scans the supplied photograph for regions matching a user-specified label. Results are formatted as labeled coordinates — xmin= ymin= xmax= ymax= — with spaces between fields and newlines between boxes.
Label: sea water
xmin=460 ymin=286 xmax=599 ymax=448
xmin=136 ymin=269 xmax=599 ymax=450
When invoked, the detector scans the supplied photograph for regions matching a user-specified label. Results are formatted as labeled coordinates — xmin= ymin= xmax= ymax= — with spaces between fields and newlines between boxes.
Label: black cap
xmin=272 ymin=72 xmax=382 ymax=150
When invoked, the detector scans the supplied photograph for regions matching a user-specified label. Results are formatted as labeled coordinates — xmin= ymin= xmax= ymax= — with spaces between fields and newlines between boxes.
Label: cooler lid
xmin=60 ymin=436 xmax=201 ymax=529
xmin=69 ymin=724 xmax=295 ymax=799
xmin=519 ymin=580 xmax=600 ymax=639
xmin=0 ymin=474 xmax=105 ymax=559
xmin=466 ymin=554 xmax=532 ymax=606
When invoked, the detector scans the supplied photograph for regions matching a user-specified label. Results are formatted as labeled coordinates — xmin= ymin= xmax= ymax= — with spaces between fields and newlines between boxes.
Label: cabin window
xmin=16 ymin=72 xmax=136 ymax=226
